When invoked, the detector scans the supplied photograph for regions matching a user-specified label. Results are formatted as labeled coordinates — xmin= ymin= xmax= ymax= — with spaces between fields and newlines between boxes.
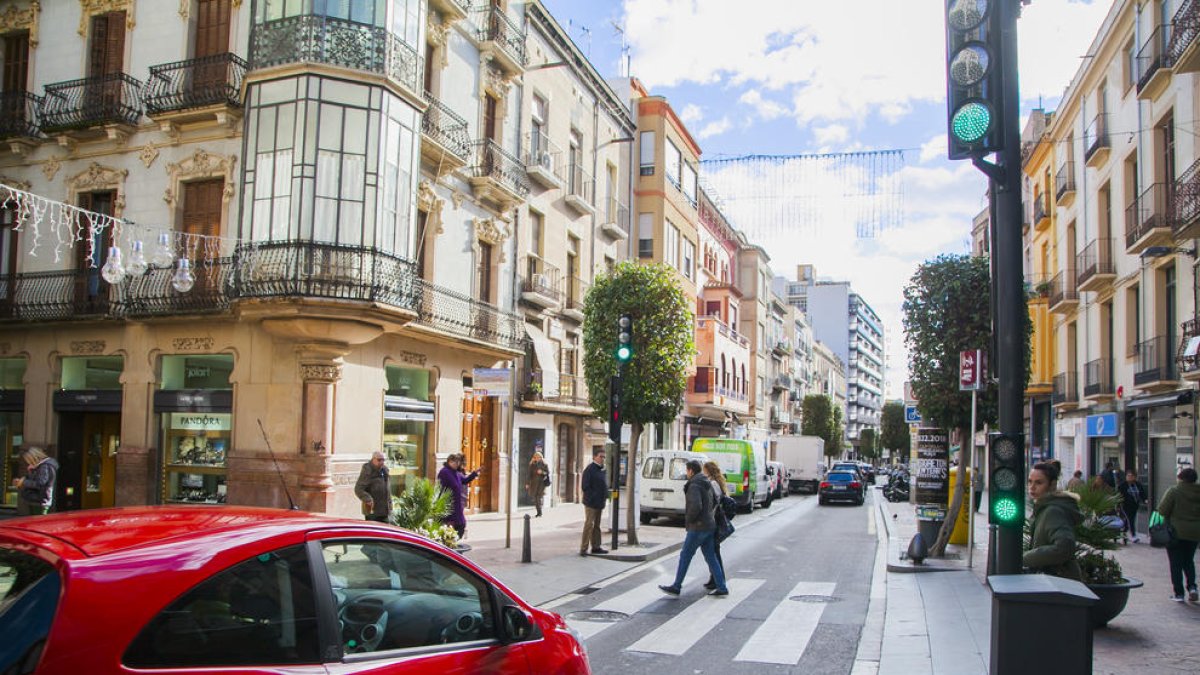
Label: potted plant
xmin=1068 ymin=483 xmax=1144 ymax=628
xmin=390 ymin=477 xmax=461 ymax=550
xmin=524 ymin=380 xmax=543 ymax=400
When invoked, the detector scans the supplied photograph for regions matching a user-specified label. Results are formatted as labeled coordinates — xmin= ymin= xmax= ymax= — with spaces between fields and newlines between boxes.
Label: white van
xmin=638 ymin=449 xmax=709 ymax=524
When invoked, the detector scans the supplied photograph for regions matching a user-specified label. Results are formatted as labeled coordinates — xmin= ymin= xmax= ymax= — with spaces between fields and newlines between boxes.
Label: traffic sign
xmin=905 ymin=405 xmax=922 ymax=424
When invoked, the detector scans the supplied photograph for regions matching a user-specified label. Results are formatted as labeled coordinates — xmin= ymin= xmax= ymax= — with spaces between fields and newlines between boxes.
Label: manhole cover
xmin=788 ymin=595 xmax=839 ymax=604
xmin=565 ymin=610 xmax=630 ymax=623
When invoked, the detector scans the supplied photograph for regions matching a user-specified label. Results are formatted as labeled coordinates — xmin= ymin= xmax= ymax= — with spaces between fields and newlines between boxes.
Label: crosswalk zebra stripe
xmin=566 ymin=581 xmax=669 ymax=640
xmin=625 ymin=578 xmax=765 ymax=656
xmin=734 ymin=580 xmax=837 ymax=664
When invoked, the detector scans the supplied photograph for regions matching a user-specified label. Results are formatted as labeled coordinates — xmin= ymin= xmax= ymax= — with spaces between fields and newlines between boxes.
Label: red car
xmin=0 ymin=507 xmax=589 ymax=674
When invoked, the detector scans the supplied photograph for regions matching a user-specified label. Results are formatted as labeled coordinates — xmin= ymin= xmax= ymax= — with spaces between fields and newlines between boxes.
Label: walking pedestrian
xmin=354 ymin=450 xmax=392 ymax=523
xmin=438 ymin=453 xmax=480 ymax=538
xmin=659 ymin=460 xmax=728 ymax=597
xmin=1066 ymin=470 xmax=1085 ymax=492
xmin=527 ymin=451 xmax=549 ymax=517
xmin=971 ymin=467 xmax=983 ymax=513
xmin=14 ymin=447 xmax=57 ymax=516
xmin=1023 ymin=459 xmax=1083 ymax=581
xmin=1117 ymin=470 xmax=1148 ymax=543
xmin=1101 ymin=461 xmax=1120 ymax=489
xmin=580 ymin=448 xmax=608 ymax=556
xmin=702 ymin=460 xmax=731 ymax=591
xmin=1157 ymin=467 xmax=1200 ymax=602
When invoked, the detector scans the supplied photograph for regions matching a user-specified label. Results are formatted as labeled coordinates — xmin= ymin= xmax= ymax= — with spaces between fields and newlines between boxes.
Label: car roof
xmin=0 ymin=506 xmax=355 ymax=557
xmin=827 ymin=471 xmax=856 ymax=478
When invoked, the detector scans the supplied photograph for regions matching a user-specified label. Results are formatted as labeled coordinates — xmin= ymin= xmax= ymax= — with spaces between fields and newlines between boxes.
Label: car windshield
xmin=827 ymin=473 xmax=855 ymax=483
xmin=0 ymin=547 xmax=61 ymax=673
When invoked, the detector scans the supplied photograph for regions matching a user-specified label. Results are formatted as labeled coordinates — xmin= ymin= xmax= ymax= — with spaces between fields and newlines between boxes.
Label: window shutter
xmin=182 ymin=180 xmax=224 ymax=238
xmin=2 ymin=33 xmax=29 ymax=92
xmin=195 ymin=0 xmax=231 ymax=58
xmin=89 ymin=12 xmax=126 ymax=77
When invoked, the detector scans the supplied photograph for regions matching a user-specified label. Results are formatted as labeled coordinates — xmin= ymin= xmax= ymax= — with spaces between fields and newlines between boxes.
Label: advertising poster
xmin=915 ymin=427 xmax=950 ymax=505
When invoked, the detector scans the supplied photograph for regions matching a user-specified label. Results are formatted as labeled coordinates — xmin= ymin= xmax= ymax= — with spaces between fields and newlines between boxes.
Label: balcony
xmin=1033 ymin=197 xmax=1050 ymax=231
xmin=522 ymin=370 xmax=590 ymax=411
xmin=1048 ymin=270 xmax=1079 ymax=314
xmin=144 ymin=53 xmax=247 ymax=129
xmin=1178 ymin=315 xmax=1200 ymax=380
xmin=561 ymin=276 xmax=588 ymax=323
xmin=1083 ymin=358 xmax=1114 ymax=399
xmin=410 ymin=278 xmax=524 ymax=352
xmin=39 ymin=73 xmax=143 ymax=138
xmin=420 ymin=91 xmax=471 ymax=175
xmin=0 ymin=91 xmax=42 ymax=153
xmin=1084 ymin=114 xmax=1110 ymax=168
xmin=772 ymin=373 xmax=792 ymax=392
xmin=474 ymin=5 xmax=526 ymax=75
xmin=1052 ymin=371 xmax=1078 ymax=408
xmin=1075 ymin=239 xmax=1115 ymax=293
xmin=772 ymin=339 xmax=790 ymax=357
xmin=1135 ymin=335 xmax=1179 ymax=390
xmin=1137 ymin=24 xmax=1174 ymax=100
xmin=519 ymin=255 xmax=562 ymax=309
xmin=687 ymin=365 xmax=750 ymax=416
xmin=1173 ymin=0 xmax=1200 ymax=73
xmin=565 ymin=162 xmax=596 ymax=216
xmin=429 ymin=0 xmax=470 ymax=22
xmin=523 ymin=130 xmax=565 ymax=189
xmin=1125 ymin=182 xmax=1175 ymax=254
xmin=249 ymin=15 xmax=423 ymax=101
xmin=1055 ymin=162 xmax=1077 ymax=206
xmin=1174 ymin=156 xmax=1200 ymax=239
xmin=232 ymin=241 xmax=417 ymax=310
xmin=600 ymin=198 xmax=629 ymax=240
xmin=469 ymin=139 xmax=530 ymax=212
xmin=770 ymin=405 xmax=790 ymax=429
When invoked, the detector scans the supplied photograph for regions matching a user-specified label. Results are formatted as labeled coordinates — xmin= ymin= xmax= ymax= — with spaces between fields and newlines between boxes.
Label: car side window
xmin=642 ymin=457 xmax=664 ymax=479
xmin=668 ymin=458 xmax=689 ymax=480
xmin=124 ymin=545 xmax=320 ymax=668
xmin=321 ymin=540 xmax=495 ymax=655
xmin=0 ymin=548 xmax=60 ymax=674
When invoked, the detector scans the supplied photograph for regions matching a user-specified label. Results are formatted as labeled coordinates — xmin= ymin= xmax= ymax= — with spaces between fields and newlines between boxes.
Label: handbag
xmin=716 ymin=516 xmax=735 ymax=543
xmin=543 ymin=474 xmax=551 ymax=487
xmin=1149 ymin=511 xmax=1175 ymax=548
xmin=720 ymin=494 xmax=737 ymax=521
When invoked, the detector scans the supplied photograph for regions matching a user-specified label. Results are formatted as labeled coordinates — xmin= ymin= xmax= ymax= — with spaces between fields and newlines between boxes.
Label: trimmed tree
xmin=880 ymin=401 xmax=911 ymax=458
xmin=859 ymin=427 xmax=879 ymax=461
xmin=902 ymin=253 xmax=1031 ymax=557
xmin=801 ymin=394 xmax=833 ymax=441
xmin=828 ymin=404 xmax=845 ymax=460
xmin=583 ymin=262 xmax=695 ymax=545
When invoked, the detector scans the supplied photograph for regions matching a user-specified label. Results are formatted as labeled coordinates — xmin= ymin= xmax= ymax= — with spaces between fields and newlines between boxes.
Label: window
xmin=530 ymin=210 xmax=543 ymax=256
xmin=315 ymin=104 xmax=368 ymax=243
xmin=320 ymin=540 xmax=495 ymax=652
xmin=682 ymin=162 xmax=697 ymax=205
xmin=639 ymin=131 xmax=655 ymax=174
xmin=668 ymin=458 xmax=689 ymax=480
xmin=665 ymin=140 xmax=681 ymax=189
xmin=1 ymin=32 xmax=30 ymax=93
xmin=638 ymin=212 xmax=654 ymax=258
xmin=1122 ymin=38 xmax=1135 ymax=91
xmin=665 ymin=221 xmax=679 ymax=269
xmin=89 ymin=11 xmax=126 ymax=78
xmin=531 ymin=94 xmax=547 ymax=157
xmin=0 ymin=548 xmax=61 ymax=673
xmin=681 ymin=237 xmax=695 ymax=280
xmin=123 ymin=545 xmax=319 ymax=668
xmin=642 ymin=456 xmax=664 ymax=479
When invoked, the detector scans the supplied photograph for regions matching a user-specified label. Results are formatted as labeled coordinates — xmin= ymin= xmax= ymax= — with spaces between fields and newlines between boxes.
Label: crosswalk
xmin=564 ymin=576 xmax=840 ymax=667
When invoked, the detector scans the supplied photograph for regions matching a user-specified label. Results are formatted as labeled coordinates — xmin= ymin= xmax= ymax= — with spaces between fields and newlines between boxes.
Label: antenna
xmin=258 ymin=418 xmax=300 ymax=511
xmin=611 ymin=20 xmax=631 ymax=77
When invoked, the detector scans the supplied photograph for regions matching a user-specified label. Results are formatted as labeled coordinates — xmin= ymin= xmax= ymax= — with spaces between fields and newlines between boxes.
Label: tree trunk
xmin=930 ymin=427 xmax=969 ymax=557
xmin=624 ymin=421 xmax=643 ymax=546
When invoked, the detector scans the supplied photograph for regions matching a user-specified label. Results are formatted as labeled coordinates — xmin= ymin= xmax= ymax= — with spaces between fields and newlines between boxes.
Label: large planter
xmin=1086 ymin=577 xmax=1143 ymax=628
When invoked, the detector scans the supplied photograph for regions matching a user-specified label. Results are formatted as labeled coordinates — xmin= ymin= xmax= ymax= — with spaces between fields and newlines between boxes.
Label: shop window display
xmin=383 ymin=366 xmax=432 ymax=498
xmin=162 ymin=413 xmax=230 ymax=504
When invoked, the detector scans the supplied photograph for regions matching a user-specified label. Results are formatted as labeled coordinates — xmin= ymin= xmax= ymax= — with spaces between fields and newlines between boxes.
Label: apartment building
xmin=812 ymin=340 xmax=847 ymax=428
xmin=1021 ymin=109 xmax=1058 ymax=463
xmin=1043 ymin=0 xmax=1200 ymax=507
xmin=787 ymin=305 xmax=815 ymax=426
xmin=736 ymin=237 xmax=775 ymax=446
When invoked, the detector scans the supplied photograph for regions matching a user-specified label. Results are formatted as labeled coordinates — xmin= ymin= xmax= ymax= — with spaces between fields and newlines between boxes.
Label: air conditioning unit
xmin=531 ymin=273 xmax=549 ymax=292
xmin=535 ymin=151 xmax=553 ymax=170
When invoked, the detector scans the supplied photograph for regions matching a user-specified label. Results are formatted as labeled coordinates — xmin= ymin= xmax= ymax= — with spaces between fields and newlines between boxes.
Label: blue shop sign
xmin=1086 ymin=413 xmax=1119 ymax=438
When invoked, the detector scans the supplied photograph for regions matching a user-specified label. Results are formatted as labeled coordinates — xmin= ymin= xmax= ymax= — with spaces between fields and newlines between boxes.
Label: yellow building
xmin=1022 ymin=109 xmax=1058 ymax=459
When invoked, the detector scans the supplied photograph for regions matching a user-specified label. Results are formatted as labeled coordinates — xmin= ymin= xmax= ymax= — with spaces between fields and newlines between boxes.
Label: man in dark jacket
xmin=354 ymin=451 xmax=391 ymax=523
xmin=659 ymin=460 xmax=728 ymax=597
xmin=580 ymin=448 xmax=608 ymax=555
xmin=1101 ymin=462 xmax=1120 ymax=489
xmin=1117 ymin=470 xmax=1148 ymax=543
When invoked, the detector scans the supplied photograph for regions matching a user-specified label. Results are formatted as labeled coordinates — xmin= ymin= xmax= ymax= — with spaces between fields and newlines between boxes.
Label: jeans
xmin=671 ymin=528 xmax=726 ymax=592
xmin=581 ymin=506 xmax=603 ymax=552
xmin=1121 ymin=505 xmax=1139 ymax=537
xmin=1166 ymin=538 xmax=1199 ymax=596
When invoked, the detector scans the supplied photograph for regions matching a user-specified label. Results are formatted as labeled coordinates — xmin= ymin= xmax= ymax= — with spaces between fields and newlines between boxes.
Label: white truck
xmin=775 ymin=435 xmax=826 ymax=494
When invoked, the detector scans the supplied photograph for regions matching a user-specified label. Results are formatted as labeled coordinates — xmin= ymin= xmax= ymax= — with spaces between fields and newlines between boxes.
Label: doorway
xmin=56 ymin=412 xmax=120 ymax=511
xmin=460 ymin=389 xmax=495 ymax=513
xmin=557 ymin=422 xmax=576 ymax=503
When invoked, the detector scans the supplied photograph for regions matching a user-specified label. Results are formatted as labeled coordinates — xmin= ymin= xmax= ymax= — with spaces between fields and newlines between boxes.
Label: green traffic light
xmin=992 ymin=497 xmax=1019 ymax=523
xmin=616 ymin=346 xmax=632 ymax=362
xmin=951 ymin=102 xmax=992 ymax=143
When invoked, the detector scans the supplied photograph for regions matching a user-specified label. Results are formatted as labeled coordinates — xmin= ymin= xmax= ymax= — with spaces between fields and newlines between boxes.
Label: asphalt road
xmin=555 ymin=491 xmax=878 ymax=674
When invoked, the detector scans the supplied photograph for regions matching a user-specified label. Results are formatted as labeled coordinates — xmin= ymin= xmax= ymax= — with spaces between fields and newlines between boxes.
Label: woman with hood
xmin=14 ymin=447 xmax=58 ymax=516
xmin=1023 ymin=459 xmax=1083 ymax=580
xmin=438 ymin=453 xmax=480 ymax=538
xmin=1157 ymin=467 xmax=1200 ymax=602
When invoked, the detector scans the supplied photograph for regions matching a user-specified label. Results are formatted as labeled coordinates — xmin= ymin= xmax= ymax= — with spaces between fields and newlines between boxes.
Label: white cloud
xmin=698 ymin=117 xmax=732 ymax=139
xmin=738 ymin=89 xmax=788 ymax=121
xmin=918 ymin=134 xmax=947 ymax=165
xmin=813 ymin=124 xmax=849 ymax=146
xmin=680 ymin=103 xmax=704 ymax=124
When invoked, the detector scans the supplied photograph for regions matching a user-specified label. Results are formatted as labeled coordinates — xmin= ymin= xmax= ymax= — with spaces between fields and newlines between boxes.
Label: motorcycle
xmin=883 ymin=473 xmax=910 ymax=502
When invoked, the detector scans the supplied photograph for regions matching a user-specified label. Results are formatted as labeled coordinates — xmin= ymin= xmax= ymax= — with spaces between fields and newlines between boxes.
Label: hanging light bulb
xmin=151 ymin=232 xmax=174 ymax=268
xmin=171 ymin=258 xmax=195 ymax=293
xmin=126 ymin=240 xmax=148 ymax=276
xmin=100 ymin=246 xmax=125 ymax=284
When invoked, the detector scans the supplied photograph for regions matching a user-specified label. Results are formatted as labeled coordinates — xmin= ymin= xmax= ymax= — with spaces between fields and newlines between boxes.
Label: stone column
xmin=296 ymin=347 xmax=344 ymax=513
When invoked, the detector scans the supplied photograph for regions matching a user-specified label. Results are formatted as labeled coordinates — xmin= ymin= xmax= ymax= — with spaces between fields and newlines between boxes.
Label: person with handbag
xmin=702 ymin=461 xmax=733 ymax=591
xmin=1117 ymin=470 xmax=1148 ymax=543
xmin=659 ymin=460 xmax=728 ymax=597
xmin=1157 ymin=467 xmax=1200 ymax=602
xmin=526 ymin=451 xmax=549 ymax=517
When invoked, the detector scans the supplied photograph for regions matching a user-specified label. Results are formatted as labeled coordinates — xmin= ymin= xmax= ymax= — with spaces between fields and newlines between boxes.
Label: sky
xmin=540 ymin=0 xmax=1115 ymax=399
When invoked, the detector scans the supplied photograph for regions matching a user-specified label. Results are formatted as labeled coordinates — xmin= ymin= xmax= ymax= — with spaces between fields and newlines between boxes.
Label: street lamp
xmin=1140 ymin=245 xmax=1198 ymax=259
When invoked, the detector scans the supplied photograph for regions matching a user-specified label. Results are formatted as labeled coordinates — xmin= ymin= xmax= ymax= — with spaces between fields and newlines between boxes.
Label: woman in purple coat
xmin=438 ymin=453 xmax=480 ymax=537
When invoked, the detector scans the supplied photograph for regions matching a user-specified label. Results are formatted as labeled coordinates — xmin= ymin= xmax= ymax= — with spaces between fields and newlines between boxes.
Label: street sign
xmin=1085 ymin=413 xmax=1118 ymax=438
xmin=959 ymin=349 xmax=986 ymax=391
xmin=905 ymin=405 xmax=923 ymax=424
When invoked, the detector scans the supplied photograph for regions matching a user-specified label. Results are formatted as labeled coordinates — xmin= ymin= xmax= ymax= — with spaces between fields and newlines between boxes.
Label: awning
xmin=1125 ymin=389 xmax=1195 ymax=410
xmin=524 ymin=323 xmax=560 ymax=397
xmin=384 ymin=395 xmax=435 ymax=422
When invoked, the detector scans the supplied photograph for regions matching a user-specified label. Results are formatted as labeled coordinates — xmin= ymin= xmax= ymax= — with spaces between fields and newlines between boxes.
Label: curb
xmin=877 ymin=492 xmax=974 ymax=575
xmin=589 ymin=540 xmax=683 ymax=563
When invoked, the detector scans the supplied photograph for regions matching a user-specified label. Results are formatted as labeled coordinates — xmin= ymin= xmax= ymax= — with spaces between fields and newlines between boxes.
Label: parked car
xmin=819 ymin=471 xmax=865 ymax=506
xmin=693 ymin=438 xmax=771 ymax=511
xmin=766 ymin=461 xmax=787 ymax=500
xmin=0 ymin=507 xmax=590 ymax=674
xmin=830 ymin=462 xmax=866 ymax=483
xmin=639 ymin=449 xmax=710 ymax=524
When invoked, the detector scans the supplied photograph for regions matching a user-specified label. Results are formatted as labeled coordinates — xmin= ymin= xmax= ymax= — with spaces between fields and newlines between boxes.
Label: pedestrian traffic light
xmin=608 ymin=376 xmax=622 ymax=444
xmin=616 ymin=314 xmax=633 ymax=364
xmin=945 ymin=0 xmax=1005 ymax=160
xmin=988 ymin=432 xmax=1024 ymax=527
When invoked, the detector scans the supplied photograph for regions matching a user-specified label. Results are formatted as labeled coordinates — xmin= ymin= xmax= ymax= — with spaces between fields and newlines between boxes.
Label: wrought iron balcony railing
xmin=39 ymin=73 xmax=143 ymax=132
xmin=0 ymin=91 xmax=42 ymax=139
xmin=1075 ymin=238 xmax=1114 ymax=288
xmin=1084 ymin=113 xmax=1109 ymax=161
xmin=412 ymin=277 xmax=524 ymax=351
xmin=1175 ymin=156 xmax=1200 ymax=234
xmin=1137 ymin=23 xmax=1174 ymax=91
xmin=524 ymin=130 xmax=565 ymax=184
xmin=520 ymin=254 xmax=562 ymax=302
xmin=564 ymin=276 xmax=588 ymax=312
xmin=420 ymin=91 xmax=471 ymax=161
xmin=1135 ymin=335 xmax=1179 ymax=385
xmin=1048 ymin=270 xmax=1078 ymax=309
xmin=144 ymin=53 xmax=248 ymax=115
xmin=601 ymin=198 xmax=629 ymax=233
xmin=250 ymin=14 xmax=422 ymax=94
xmin=1052 ymin=371 xmax=1078 ymax=405
xmin=1033 ymin=197 xmax=1049 ymax=225
xmin=231 ymin=241 xmax=415 ymax=307
xmin=1178 ymin=315 xmax=1200 ymax=374
xmin=475 ymin=5 xmax=527 ymax=69
xmin=1055 ymin=162 xmax=1076 ymax=201
xmin=523 ymin=369 xmax=589 ymax=408
xmin=1126 ymin=182 xmax=1175 ymax=249
xmin=567 ymin=162 xmax=594 ymax=205
xmin=1084 ymin=358 xmax=1114 ymax=397
xmin=471 ymin=139 xmax=530 ymax=198
xmin=1171 ymin=0 xmax=1200 ymax=64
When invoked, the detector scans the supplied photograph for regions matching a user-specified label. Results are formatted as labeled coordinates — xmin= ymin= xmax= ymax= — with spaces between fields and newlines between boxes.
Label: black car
xmin=818 ymin=471 xmax=864 ymax=505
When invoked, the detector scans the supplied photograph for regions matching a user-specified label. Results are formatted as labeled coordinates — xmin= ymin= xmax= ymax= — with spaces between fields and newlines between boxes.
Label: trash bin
xmin=988 ymin=574 xmax=1098 ymax=675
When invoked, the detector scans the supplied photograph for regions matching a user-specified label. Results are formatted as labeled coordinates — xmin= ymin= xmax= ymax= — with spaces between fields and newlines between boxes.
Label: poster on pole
xmin=915 ymin=427 xmax=950 ymax=505
xmin=959 ymin=349 xmax=986 ymax=391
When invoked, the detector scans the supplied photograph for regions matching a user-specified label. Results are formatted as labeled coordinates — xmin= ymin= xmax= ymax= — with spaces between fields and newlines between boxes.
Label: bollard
xmin=987 ymin=524 xmax=997 ymax=577
xmin=521 ymin=513 xmax=532 ymax=563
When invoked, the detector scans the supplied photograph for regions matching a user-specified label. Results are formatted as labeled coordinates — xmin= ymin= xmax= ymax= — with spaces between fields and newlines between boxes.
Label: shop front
xmin=155 ymin=354 xmax=235 ymax=505
xmin=54 ymin=356 xmax=124 ymax=511
xmin=1085 ymin=411 xmax=1121 ymax=477
xmin=383 ymin=365 xmax=435 ymax=499
xmin=1126 ymin=389 xmax=1195 ymax=507
xmin=0 ymin=358 xmax=25 ymax=511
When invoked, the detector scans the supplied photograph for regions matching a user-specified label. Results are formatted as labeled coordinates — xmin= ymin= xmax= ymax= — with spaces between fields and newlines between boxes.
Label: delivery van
xmin=638 ymin=449 xmax=709 ymax=524
xmin=775 ymin=435 xmax=826 ymax=494
xmin=691 ymin=437 xmax=771 ymax=511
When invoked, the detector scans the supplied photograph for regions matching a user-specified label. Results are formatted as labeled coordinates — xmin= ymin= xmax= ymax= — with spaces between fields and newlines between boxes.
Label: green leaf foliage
xmin=582 ymin=262 xmax=696 ymax=426
xmin=859 ymin=427 xmax=879 ymax=460
xmin=829 ymin=405 xmax=845 ymax=458
xmin=880 ymin=401 xmax=911 ymax=455
xmin=390 ymin=477 xmax=451 ymax=532
xmin=801 ymin=394 xmax=833 ymax=440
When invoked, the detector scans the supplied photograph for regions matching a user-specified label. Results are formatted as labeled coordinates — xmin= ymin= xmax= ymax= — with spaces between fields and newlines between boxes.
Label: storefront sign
xmin=170 ymin=412 xmax=231 ymax=432
xmin=0 ymin=389 xmax=24 ymax=412
xmin=153 ymin=389 xmax=233 ymax=412
xmin=1086 ymin=413 xmax=1119 ymax=438
xmin=53 ymin=389 xmax=122 ymax=412
xmin=548 ymin=319 xmax=565 ymax=342
xmin=914 ymin=427 xmax=950 ymax=505
xmin=472 ymin=368 xmax=511 ymax=397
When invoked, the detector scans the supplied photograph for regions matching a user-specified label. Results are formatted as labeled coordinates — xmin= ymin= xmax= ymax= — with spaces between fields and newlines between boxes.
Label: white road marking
xmin=565 ymin=581 xmax=674 ymax=640
xmin=733 ymin=581 xmax=837 ymax=664
xmin=625 ymin=578 xmax=765 ymax=655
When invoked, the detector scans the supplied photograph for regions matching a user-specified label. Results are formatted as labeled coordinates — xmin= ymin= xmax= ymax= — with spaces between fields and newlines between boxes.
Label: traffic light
xmin=945 ymin=0 xmax=1005 ymax=160
xmin=608 ymin=376 xmax=622 ymax=444
xmin=616 ymin=314 xmax=633 ymax=364
xmin=988 ymin=432 xmax=1024 ymax=526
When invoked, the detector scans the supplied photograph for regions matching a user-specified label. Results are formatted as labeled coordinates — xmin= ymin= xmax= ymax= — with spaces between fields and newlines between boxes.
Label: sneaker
xmin=1171 ymin=594 xmax=1186 ymax=602
xmin=1132 ymin=536 xmax=1141 ymax=544
xmin=1189 ymin=588 xmax=1199 ymax=602
xmin=658 ymin=585 xmax=680 ymax=596
xmin=703 ymin=581 xmax=717 ymax=591
xmin=708 ymin=588 xmax=730 ymax=597
xmin=590 ymin=548 xmax=609 ymax=555
xmin=579 ymin=551 xmax=588 ymax=557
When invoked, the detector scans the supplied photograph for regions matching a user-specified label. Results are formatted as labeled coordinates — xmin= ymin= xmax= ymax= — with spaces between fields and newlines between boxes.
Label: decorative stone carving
xmin=70 ymin=340 xmax=106 ymax=355
xmin=171 ymin=336 xmax=215 ymax=351
xmin=400 ymin=351 xmax=427 ymax=366
xmin=0 ymin=175 xmax=30 ymax=192
xmin=78 ymin=0 xmax=135 ymax=36
xmin=427 ymin=15 xmax=449 ymax=48
xmin=41 ymin=156 xmax=61 ymax=182
xmin=482 ymin=64 xmax=512 ymax=99
xmin=0 ymin=1 xmax=40 ymax=47
xmin=300 ymin=363 xmax=342 ymax=383
xmin=69 ymin=162 xmax=127 ymax=194
xmin=451 ymin=191 xmax=465 ymax=209
xmin=162 ymin=148 xmax=237 ymax=208
xmin=138 ymin=143 xmax=159 ymax=168
xmin=178 ymin=0 xmax=240 ymax=21
xmin=416 ymin=180 xmax=445 ymax=235
xmin=474 ymin=217 xmax=507 ymax=246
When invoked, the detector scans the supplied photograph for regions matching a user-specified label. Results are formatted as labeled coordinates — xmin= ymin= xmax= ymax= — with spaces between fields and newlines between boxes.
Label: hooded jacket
xmin=683 ymin=472 xmax=716 ymax=532
xmin=1023 ymin=490 xmax=1083 ymax=580
xmin=1158 ymin=481 xmax=1200 ymax=542
xmin=19 ymin=457 xmax=59 ymax=509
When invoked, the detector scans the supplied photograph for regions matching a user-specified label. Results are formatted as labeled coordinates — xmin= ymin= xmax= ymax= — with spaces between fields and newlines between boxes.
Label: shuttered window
xmin=2 ymin=32 xmax=29 ymax=93
xmin=194 ymin=0 xmax=231 ymax=58
xmin=89 ymin=12 xmax=126 ymax=77
xmin=181 ymin=179 xmax=225 ymax=238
